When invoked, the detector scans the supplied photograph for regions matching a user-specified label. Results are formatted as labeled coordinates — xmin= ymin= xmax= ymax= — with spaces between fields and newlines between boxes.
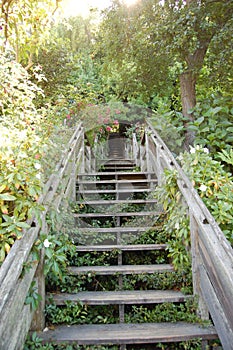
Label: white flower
xmin=44 ymin=239 xmax=52 ymax=248
xmin=190 ymin=146 xmax=196 ymax=154
xmin=203 ymin=148 xmax=209 ymax=154
xmin=175 ymin=222 xmax=180 ymax=230
xmin=36 ymin=173 xmax=41 ymax=179
xmin=199 ymin=184 xmax=207 ymax=192
xmin=34 ymin=163 xmax=41 ymax=169
xmin=196 ymin=145 xmax=200 ymax=150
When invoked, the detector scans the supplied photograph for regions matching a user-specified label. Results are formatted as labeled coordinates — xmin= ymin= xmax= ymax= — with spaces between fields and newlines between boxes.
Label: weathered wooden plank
xmin=0 ymin=261 xmax=37 ymax=349
xmin=75 ymin=244 xmax=167 ymax=252
xmin=199 ymin=265 xmax=233 ymax=349
xmin=4 ymin=304 xmax=33 ymax=350
xmin=0 ymin=225 xmax=40 ymax=314
xmin=75 ymin=199 xmax=158 ymax=205
xmin=68 ymin=264 xmax=174 ymax=275
xmin=78 ymin=188 xmax=153 ymax=194
xmin=74 ymin=211 xmax=162 ymax=218
xmin=190 ymin=214 xmax=209 ymax=320
xmin=39 ymin=322 xmax=217 ymax=345
xmin=31 ymin=249 xmax=46 ymax=331
xmin=48 ymin=290 xmax=191 ymax=306
xmin=78 ymin=227 xmax=156 ymax=233
xmin=78 ymin=171 xmax=154 ymax=177
xmin=198 ymin=227 xmax=233 ymax=330
xmin=78 ymin=179 xmax=158 ymax=185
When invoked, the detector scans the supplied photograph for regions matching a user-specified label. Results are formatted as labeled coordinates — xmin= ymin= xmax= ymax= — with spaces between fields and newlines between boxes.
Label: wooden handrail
xmin=1 ymin=119 xmax=232 ymax=348
xmin=145 ymin=120 xmax=233 ymax=348
xmin=0 ymin=123 xmax=85 ymax=350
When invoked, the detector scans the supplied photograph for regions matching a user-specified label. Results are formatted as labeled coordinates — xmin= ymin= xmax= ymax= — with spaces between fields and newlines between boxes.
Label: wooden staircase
xmin=39 ymin=158 xmax=217 ymax=348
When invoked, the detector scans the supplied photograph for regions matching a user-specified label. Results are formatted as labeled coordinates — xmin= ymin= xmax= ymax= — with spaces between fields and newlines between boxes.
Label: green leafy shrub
xmin=187 ymin=95 xmax=233 ymax=154
xmin=179 ymin=145 xmax=233 ymax=245
xmin=0 ymin=50 xmax=46 ymax=263
xmin=150 ymin=99 xmax=185 ymax=154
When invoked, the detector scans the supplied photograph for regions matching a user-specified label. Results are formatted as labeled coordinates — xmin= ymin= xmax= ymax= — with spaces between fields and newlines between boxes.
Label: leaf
xmin=0 ymin=193 xmax=16 ymax=201
xmin=195 ymin=116 xmax=204 ymax=124
xmin=0 ymin=184 xmax=7 ymax=193
xmin=1 ymin=205 xmax=9 ymax=214
xmin=0 ymin=247 xmax=6 ymax=263
xmin=17 ymin=221 xmax=31 ymax=229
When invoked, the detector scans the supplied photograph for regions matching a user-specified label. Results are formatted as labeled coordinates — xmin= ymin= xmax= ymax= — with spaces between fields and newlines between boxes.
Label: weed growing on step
xmin=69 ymin=250 xmax=118 ymax=267
xmin=125 ymin=299 xmax=200 ymax=324
xmin=123 ymin=250 xmax=168 ymax=265
xmin=45 ymin=302 xmax=118 ymax=325
xmin=122 ymin=271 xmax=192 ymax=294
xmin=45 ymin=299 xmax=200 ymax=326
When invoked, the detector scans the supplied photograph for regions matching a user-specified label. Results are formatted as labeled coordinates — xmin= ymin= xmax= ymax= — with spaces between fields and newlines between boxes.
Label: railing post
xmin=31 ymin=249 xmax=45 ymax=331
xmin=81 ymin=130 xmax=85 ymax=173
xmin=156 ymin=146 xmax=163 ymax=186
xmin=31 ymin=219 xmax=48 ymax=331
xmin=145 ymin=131 xmax=150 ymax=173
xmin=132 ymin=133 xmax=139 ymax=167
xmin=190 ymin=212 xmax=209 ymax=320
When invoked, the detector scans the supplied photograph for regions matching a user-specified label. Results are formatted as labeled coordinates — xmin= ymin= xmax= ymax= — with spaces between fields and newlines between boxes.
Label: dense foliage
xmin=0 ymin=0 xmax=232 ymax=294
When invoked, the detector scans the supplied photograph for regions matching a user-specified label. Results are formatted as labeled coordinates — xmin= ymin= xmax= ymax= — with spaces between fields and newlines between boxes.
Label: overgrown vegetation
xmin=0 ymin=1 xmax=232 ymax=349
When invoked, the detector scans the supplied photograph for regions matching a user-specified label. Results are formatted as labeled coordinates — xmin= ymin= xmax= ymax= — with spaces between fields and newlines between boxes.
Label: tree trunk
xmin=180 ymin=70 xmax=197 ymax=149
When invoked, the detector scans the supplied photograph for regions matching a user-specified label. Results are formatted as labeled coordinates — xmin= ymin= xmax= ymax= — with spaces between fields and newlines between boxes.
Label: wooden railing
xmin=0 ymin=123 xmax=85 ymax=350
xmin=1 ymin=119 xmax=232 ymax=349
xmin=141 ymin=121 xmax=233 ymax=349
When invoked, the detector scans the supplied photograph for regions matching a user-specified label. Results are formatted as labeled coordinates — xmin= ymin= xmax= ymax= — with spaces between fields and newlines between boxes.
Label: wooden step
xmin=77 ymin=179 xmax=157 ymax=185
xmin=48 ymin=290 xmax=191 ymax=306
xmin=77 ymin=227 xmax=157 ymax=233
xmin=78 ymin=171 xmax=154 ymax=177
xmin=100 ymin=165 xmax=136 ymax=171
xmin=39 ymin=322 xmax=217 ymax=345
xmin=75 ymin=199 xmax=158 ymax=206
xmin=67 ymin=264 xmax=174 ymax=275
xmin=75 ymin=244 xmax=167 ymax=252
xmin=74 ymin=211 xmax=161 ymax=218
xmin=78 ymin=188 xmax=153 ymax=194
xmin=100 ymin=158 xmax=135 ymax=163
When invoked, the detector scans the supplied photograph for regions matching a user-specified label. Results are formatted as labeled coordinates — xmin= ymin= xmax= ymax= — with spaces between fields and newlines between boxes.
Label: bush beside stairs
xmin=38 ymin=157 xmax=218 ymax=349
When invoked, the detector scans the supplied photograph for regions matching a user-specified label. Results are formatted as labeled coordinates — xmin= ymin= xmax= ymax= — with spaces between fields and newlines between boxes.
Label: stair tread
xmin=78 ymin=188 xmax=153 ymax=194
xmin=68 ymin=264 xmax=174 ymax=275
xmin=75 ymin=199 xmax=158 ymax=205
xmin=78 ymin=179 xmax=157 ymax=184
xmin=78 ymin=226 xmax=157 ymax=233
xmin=74 ymin=211 xmax=161 ymax=218
xmin=39 ymin=322 xmax=217 ymax=344
xmin=48 ymin=290 xmax=191 ymax=305
xmin=78 ymin=171 xmax=154 ymax=176
xmin=76 ymin=244 xmax=167 ymax=251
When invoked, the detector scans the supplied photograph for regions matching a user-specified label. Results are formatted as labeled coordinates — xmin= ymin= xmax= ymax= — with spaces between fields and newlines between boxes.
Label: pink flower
xmin=113 ymin=120 xmax=119 ymax=125
xmin=115 ymin=110 xmax=121 ymax=114
xmin=35 ymin=154 xmax=40 ymax=159
xmin=67 ymin=114 xmax=71 ymax=119
xmin=106 ymin=126 xmax=112 ymax=132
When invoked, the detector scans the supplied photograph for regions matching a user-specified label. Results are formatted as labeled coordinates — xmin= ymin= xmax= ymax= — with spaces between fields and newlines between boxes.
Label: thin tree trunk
xmin=180 ymin=70 xmax=197 ymax=149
